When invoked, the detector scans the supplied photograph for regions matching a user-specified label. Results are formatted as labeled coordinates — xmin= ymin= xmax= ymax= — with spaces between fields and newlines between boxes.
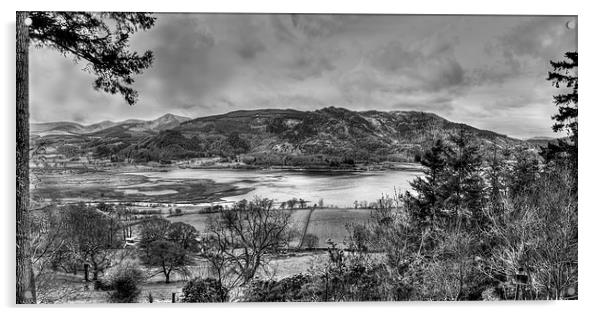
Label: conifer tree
xmin=442 ymin=130 xmax=485 ymax=230
xmin=408 ymin=139 xmax=450 ymax=227
xmin=548 ymin=52 xmax=578 ymax=139
xmin=544 ymin=52 xmax=578 ymax=171
xmin=16 ymin=12 xmax=155 ymax=303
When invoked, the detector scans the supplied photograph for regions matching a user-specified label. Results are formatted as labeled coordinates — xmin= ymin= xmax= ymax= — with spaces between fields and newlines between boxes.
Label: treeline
xmin=214 ymin=130 xmax=575 ymax=302
xmin=94 ymin=130 xmax=251 ymax=162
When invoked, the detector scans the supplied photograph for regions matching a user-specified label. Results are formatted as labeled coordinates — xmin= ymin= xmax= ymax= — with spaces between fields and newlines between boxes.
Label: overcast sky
xmin=29 ymin=14 xmax=577 ymax=139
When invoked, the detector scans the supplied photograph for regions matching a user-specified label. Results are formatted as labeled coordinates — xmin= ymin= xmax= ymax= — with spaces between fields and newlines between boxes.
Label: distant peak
xmin=155 ymin=113 xmax=191 ymax=122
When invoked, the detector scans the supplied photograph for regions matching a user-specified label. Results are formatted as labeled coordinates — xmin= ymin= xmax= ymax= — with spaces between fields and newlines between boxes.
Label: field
xmin=305 ymin=208 xmax=372 ymax=247
xmin=167 ymin=207 xmax=373 ymax=248
xmin=41 ymin=250 xmax=331 ymax=303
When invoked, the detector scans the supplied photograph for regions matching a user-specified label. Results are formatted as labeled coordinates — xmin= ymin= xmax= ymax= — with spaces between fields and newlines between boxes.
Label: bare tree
xmin=139 ymin=219 xmax=199 ymax=283
xmin=205 ymin=197 xmax=291 ymax=287
xmin=143 ymin=240 xmax=192 ymax=283
xmin=482 ymin=165 xmax=577 ymax=300
xmin=61 ymin=204 xmax=124 ymax=281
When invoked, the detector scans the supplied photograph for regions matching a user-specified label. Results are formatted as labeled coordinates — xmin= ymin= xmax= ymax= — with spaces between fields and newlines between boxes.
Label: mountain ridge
xmin=31 ymin=113 xmax=192 ymax=136
xmin=31 ymin=107 xmax=527 ymax=166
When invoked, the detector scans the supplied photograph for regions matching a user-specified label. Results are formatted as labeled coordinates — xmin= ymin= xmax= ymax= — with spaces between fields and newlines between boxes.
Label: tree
xmin=545 ymin=52 xmax=578 ymax=177
xmin=206 ymin=198 xmax=292 ymax=286
xmin=29 ymin=207 xmax=73 ymax=303
xmin=138 ymin=217 xmax=170 ymax=250
xmin=166 ymin=222 xmax=200 ymax=252
xmin=287 ymin=198 xmax=298 ymax=210
xmin=139 ymin=219 xmax=199 ymax=283
xmin=407 ymin=139 xmax=449 ymax=228
xmin=483 ymin=165 xmax=577 ymax=300
xmin=299 ymin=198 xmax=307 ymax=209
xmin=61 ymin=204 xmax=123 ymax=281
xmin=103 ymin=260 xmax=146 ymax=303
xmin=547 ymin=52 xmax=577 ymax=139
xmin=442 ymin=131 xmax=485 ymax=230
xmin=143 ymin=240 xmax=191 ymax=284
xmin=16 ymin=11 xmax=35 ymax=304
xmin=16 ymin=11 xmax=155 ymax=303
xmin=409 ymin=132 xmax=485 ymax=231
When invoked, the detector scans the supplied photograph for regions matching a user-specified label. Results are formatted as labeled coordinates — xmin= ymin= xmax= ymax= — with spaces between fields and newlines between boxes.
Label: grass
xmin=305 ymin=208 xmax=372 ymax=247
xmin=167 ymin=207 xmax=372 ymax=247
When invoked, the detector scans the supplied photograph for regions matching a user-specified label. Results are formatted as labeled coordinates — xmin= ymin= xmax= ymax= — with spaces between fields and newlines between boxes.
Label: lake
xmin=128 ymin=168 xmax=423 ymax=208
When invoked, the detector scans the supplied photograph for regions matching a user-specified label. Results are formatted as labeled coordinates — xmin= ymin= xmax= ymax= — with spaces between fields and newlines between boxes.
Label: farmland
xmin=167 ymin=207 xmax=374 ymax=248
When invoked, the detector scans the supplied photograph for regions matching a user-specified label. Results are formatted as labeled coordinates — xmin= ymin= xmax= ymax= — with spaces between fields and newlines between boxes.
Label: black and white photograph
xmin=13 ymin=8 xmax=582 ymax=305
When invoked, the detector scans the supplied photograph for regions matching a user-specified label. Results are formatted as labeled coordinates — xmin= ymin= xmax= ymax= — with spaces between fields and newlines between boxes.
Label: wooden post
xmin=172 ymin=292 xmax=176 ymax=303
xmin=16 ymin=11 xmax=36 ymax=304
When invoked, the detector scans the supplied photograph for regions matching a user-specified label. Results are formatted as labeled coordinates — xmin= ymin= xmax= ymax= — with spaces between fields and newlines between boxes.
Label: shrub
xmin=244 ymin=274 xmax=313 ymax=302
xmin=181 ymin=278 xmax=228 ymax=303
xmin=103 ymin=260 xmax=146 ymax=303
xmin=302 ymin=234 xmax=319 ymax=249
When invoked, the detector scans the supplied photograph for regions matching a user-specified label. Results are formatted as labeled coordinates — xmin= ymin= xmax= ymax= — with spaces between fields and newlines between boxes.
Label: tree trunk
xmin=16 ymin=11 xmax=36 ymax=304
xmin=92 ymin=261 xmax=99 ymax=281
xmin=84 ymin=263 xmax=89 ymax=282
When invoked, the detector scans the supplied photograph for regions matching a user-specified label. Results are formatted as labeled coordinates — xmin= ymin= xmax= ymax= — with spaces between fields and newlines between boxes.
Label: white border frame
xmin=1 ymin=1 xmax=599 ymax=316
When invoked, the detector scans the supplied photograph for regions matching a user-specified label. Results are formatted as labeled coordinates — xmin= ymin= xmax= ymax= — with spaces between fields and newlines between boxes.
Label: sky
xmin=29 ymin=14 xmax=577 ymax=139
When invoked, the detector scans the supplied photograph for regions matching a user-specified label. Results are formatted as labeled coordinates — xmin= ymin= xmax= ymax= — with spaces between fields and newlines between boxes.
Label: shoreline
xmin=131 ymin=161 xmax=426 ymax=173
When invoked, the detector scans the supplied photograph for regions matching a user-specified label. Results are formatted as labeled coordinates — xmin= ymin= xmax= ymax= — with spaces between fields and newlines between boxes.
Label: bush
xmin=302 ymin=234 xmax=319 ymax=249
xmin=181 ymin=278 xmax=228 ymax=303
xmin=244 ymin=274 xmax=313 ymax=302
xmin=103 ymin=260 xmax=146 ymax=303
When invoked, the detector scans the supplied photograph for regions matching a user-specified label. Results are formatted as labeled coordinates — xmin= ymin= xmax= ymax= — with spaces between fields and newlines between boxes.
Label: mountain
xmin=131 ymin=107 xmax=522 ymax=164
xmin=143 ymin=113 xmax=191 ymax=130
xmin=31 ymin=113 xmax=192 ymax=137
xmin=30 ymin=121 xmax=85 ymax=136
xmin=32 ymin=107 xmax=525 ymax=165
xmin=525 ymin=136 xmax=566 ymax=147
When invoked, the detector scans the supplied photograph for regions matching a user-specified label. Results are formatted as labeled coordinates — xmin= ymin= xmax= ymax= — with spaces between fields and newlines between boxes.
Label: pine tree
xmin=16 ymin=12 xmax=155 ymax=303
xmin=408 ymin=139 xmax=450 ymax=227
xmin=548 ymin=52 xmax=578 ymax=138
xmin=441 ymin=130 xmax=485 ymax=230
xmin=545 ymin=52 xmax=578 ymax=171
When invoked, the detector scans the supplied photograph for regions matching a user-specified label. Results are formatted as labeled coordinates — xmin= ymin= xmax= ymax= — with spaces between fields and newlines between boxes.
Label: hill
xmin=128 ymin=107 xmax=522 ymax=165
xmin=525 ymin=136 xmax=568 ymax=147
xmin=32 ymin=107 xmax=524 ymax=166
xmin=31 ymin=113 xmax=192 ymax=137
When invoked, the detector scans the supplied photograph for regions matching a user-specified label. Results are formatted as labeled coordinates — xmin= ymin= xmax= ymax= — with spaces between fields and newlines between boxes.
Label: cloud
xmin=392 ymin=96 xmax=455 ymax=115
xmin=471 ymin=16 xmax=577 ymax=85
xmin=367 ymin=40 xmax=466 ymax=92
xmin=29 ymin=14 xmax=577 ymax=139
xmin=335 ymin=39 xmax=467 ymax=110
xmin=290 ymin=15 xmax=358 ymax=38
xmin=235 ymin=39 xmax=266 ymax=60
